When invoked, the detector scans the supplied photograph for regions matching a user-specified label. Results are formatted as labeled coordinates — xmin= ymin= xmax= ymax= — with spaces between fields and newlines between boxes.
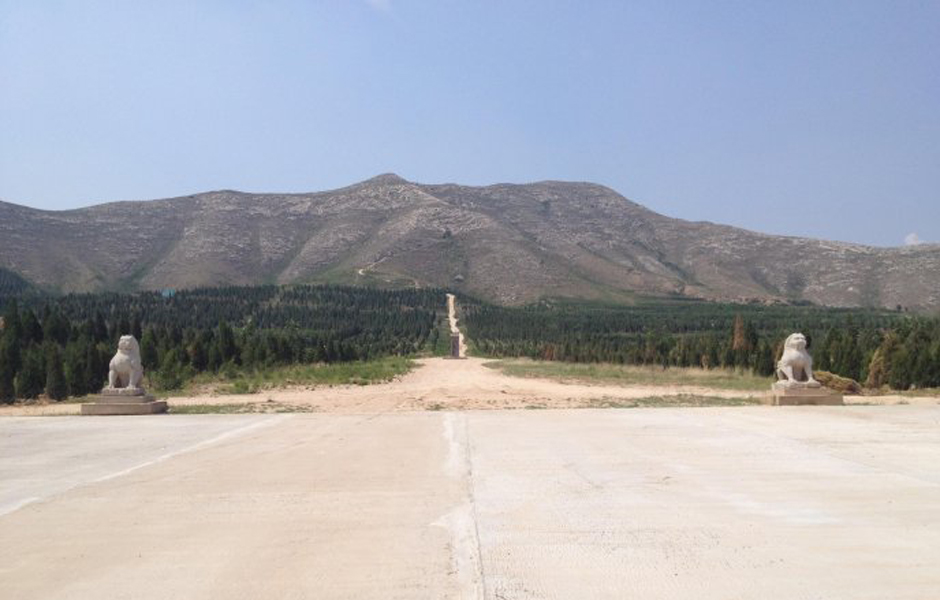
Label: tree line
xmin=460 ymin=298 xmax=940 ymax=390
xmin=0 ymin=284 xmax=446 ymax=402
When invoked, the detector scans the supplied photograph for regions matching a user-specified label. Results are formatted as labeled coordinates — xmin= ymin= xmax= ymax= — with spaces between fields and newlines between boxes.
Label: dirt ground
xmin=2 ymin=356 xmax=936 ymax=416
xmin=447 ymin=292 xmax=468 ymax=357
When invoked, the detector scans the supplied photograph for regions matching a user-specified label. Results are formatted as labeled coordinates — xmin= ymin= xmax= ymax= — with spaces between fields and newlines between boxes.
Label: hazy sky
xmin=1 ymin=1 xmax=938 ymax=247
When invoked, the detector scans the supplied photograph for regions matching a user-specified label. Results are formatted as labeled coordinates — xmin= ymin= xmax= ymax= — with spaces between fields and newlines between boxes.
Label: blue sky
xmin=1 ymin=0 xmax=937 ymax=247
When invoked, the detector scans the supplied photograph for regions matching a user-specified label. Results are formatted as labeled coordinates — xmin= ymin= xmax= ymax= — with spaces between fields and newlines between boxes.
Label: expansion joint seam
xmin=463 ymin=414 xmax=488 ymax=600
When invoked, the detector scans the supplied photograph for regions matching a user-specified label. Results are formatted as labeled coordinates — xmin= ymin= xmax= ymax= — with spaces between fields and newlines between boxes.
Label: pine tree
xmin=2 ymin=301 xmax=23 ymax=388
xmin=116 ymin=315 xmax=131 ymax=340
xmin=42 ymin=310 xmax=69 ymax=345
xmin=44 ymin=343 xmax=68 ymax=401
xmin=816 ymin=328 xmax=837 ymax=371
xmin=217 ymin=320 xmax=238 ymax=364
xmin=241 ymin=333 xmax=260 ymax=368
xmin=156 ymin=348 xmax=185 ymax=390
xmin=140 ymin=327 xmax=159 ymax=370
xmin=756 ymin=341 xmax=775 ymax=377
xmin=842 ymin=323 xmax=862 ymax=381
xmin=189 ymin=334 xmax=208 ymax=372
xmin=207 ymin=343 xmax=221 ymax=372
xmin=3 ymin=300 xmax=22 ymax=345
xmin=0 ymin=336 xmax=15 ymax=403
xmin=83 ymin=342 xmax=103 ymax=393
xmin=744 ymin=321 xmax=759 ymax=354
xmin=15 ymin=345 xmax=45 ymax=400
xmin=884 ymin=331 xmax=912 ymax=390
xmin=92 ymin=311 xmax=108 ymax=343
xmin=64 ymin=340 xmax=89 ymax=397
xmin=21 ymin=309 xmax=43 ymax=345
xmin=731 ymin=315 xmax=746 ymax=351
xmin=929 ymin=339 xmax=940 ymax=388
xmin=705 ymin=342 xmax=719 ymax=370
xmin=131 ymin=314 xmax=143 ymax=341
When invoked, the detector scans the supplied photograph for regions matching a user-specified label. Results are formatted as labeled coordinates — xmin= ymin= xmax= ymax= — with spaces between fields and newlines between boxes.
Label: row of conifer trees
xmin=0 ymin=284 xmax=445 ymax=402
xmin=461 ymin=299 xmax=940 ymax=390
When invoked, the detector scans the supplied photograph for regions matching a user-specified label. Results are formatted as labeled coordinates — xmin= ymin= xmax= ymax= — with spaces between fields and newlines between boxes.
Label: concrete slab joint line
xmin=1 ymin=409 xmax=939 ymax=597
xmin=464 ymin=413 xmax=488 ymax=600
xmin=435 ymin=413 xmax=486 ymax=599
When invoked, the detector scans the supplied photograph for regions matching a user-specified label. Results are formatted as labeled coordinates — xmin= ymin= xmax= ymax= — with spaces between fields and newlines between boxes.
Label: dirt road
xmin=1 ymin=407 xmax=938 ymax=599
xmin=3 ymin=355 xmax=935 ymax=416
xmin=447 ymin=292 xmax=467 ymax=357
xmin=127 ymin=357 xmax=772 ymax=413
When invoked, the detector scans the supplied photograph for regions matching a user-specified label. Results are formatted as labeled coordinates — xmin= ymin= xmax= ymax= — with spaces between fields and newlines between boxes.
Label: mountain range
xmin=1 ymin=174 xmax=938 ymax=310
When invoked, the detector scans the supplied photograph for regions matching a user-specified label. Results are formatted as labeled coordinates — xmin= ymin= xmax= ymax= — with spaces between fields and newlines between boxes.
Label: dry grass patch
xmin=160 ymin=356 xmax=415 ymax=396
xmin=485 ymin=359 xmax=770 ymax=392
xmin=898 ymin=387 xmax=940 ymax=398
xmin=584 ymin=395 xmax=763 ymax=408
xmin=169 ymin=402 xmax=318 ymax=414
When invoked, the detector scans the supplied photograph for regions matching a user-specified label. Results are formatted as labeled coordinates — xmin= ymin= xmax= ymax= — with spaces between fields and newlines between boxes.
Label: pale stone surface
xmin=80 ymin=392 xmax=167 ymax=414
xmin=81 ymin=335 xmax=166 ymax=415
xmin=99 ymin=387 xmax=152 ymax=397
xmin=92 ymin=394 xmax=157 ymax=405
xmin=774 ymin=332 xmax=818 ymax=386
xmin=81 ymin=400 xmax=168 ymax=415
xmin=0 ymin=409 xmax=938 ymax=599
xmin=771 ymin=382 xmax=843 ymax=405
xmin=0 ymin=415 xmax=278 ymax=517
xmin=106 ymin=335 xmax=145 ymax=392
xmin=771 ymin=332 xmax=842 ymax=404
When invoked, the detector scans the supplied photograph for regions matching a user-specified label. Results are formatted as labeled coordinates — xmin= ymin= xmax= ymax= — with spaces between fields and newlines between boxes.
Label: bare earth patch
xmin=2 ymin=357 xmax=936 ymax=416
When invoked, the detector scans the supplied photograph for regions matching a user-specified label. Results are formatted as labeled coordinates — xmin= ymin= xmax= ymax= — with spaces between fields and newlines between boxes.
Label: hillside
xmin=0 ymin=267 xmax=39 ymax=302
xmin=1 ymin=174 xmax=938 ymax=309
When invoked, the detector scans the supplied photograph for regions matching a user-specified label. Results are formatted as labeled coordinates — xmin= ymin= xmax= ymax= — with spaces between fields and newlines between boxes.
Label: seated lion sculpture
xmin=107 ymin=335 xmax=144 ymax=390
xmin=775 ymin=332 xmax=818 ymax=386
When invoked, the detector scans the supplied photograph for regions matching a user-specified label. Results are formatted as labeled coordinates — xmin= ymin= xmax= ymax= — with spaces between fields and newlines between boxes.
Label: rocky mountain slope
xmin=1 ymin=174 xmax=938 ymax=309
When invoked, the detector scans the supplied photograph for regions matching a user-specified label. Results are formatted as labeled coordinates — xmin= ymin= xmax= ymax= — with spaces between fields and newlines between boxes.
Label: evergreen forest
xmin=2 ymin=282 xmax=939 ymax=404
xmin=461 ymin=298 xmax=940 ymax=390
xmin=0 ymin=284 xmax=446 ymax=402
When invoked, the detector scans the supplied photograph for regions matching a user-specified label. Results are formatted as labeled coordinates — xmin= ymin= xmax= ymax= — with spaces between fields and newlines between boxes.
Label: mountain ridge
xmin=1 ymin=174 xmax=938 ymax=310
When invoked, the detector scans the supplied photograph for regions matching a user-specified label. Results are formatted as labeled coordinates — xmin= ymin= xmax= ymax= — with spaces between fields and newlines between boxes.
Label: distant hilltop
xmin=1 ymin=174 xmax=938 ymax=310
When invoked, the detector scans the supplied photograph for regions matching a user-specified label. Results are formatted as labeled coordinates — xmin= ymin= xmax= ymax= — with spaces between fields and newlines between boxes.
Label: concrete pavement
xmin=1 ymin=407 xmax=938 ymax=599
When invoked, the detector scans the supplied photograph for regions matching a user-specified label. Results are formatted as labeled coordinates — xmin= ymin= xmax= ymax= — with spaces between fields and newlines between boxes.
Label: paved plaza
xmin=1 ymin=406 xmax=938 ymax=599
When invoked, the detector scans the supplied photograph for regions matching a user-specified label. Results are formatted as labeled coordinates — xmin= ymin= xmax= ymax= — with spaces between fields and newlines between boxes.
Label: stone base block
xmin=92 ymin=394 xmax=158 ymax=405
xmin=771 ymin=385 xmax=843 ymax=406
xmin=100 ymin=387 xmax=150 ymax=397
xmin=82 ymin=400 xmax=167 ymax=415
xmin=81 ymin=395 xmax=167 ymax=415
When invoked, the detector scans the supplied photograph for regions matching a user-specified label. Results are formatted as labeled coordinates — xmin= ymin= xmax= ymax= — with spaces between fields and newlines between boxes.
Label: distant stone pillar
xmin=450 ymin=334 xmax=461 ymax=359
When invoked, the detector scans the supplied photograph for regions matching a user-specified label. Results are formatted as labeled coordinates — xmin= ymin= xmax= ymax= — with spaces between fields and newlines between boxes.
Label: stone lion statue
xmin=107 ymin=335 xmax=144 ymax=390
xmin=775 ymin=333 xmax=818 ymax=386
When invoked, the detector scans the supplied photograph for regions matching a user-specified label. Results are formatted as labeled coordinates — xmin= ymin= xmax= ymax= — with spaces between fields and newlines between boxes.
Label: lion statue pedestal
xmin=81 ymin=335 xmax=167 ymax=415
xmin=771 ymin=333 xmax=843 ymax=406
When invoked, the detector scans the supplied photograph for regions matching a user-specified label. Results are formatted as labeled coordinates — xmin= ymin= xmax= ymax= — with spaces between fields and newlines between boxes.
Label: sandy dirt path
xmin=125 ymin=357 xmax=773 ymax=413
xmin=447 ymin=292 xmax=468 ymax=357
xmin=2 ymin=356 xmax=936 ymax=416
